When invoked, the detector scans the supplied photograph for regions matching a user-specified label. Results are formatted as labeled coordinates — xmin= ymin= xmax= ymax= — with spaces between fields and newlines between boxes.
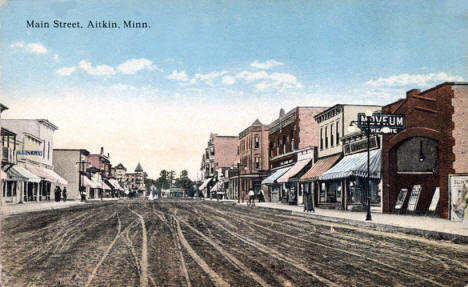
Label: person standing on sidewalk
xmin=62 ymin=187 xmax=67 ymax=202
xmin=55 ymin=186 xmax=61 ymax=202
xmin=248 ymin=189 xmax=255 ymax=207
xmin=304 ymin=188 xmax=314 ymax=212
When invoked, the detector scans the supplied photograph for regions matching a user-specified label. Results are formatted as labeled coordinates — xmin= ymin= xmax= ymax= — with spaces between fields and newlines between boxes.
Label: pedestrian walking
xmin=248 ymin=189 xmax=255 ymax=207
xmin=259 ymin=190 xmax=265 ymax=202
xmin=55 ymin=186 xmax=61 ymax=202
xmin=304 ymin=188 xmax=315 ymax=212
xmin=80 ymin=188 xmax=87 ymax=202
xmin=62 ymin=187 xmax=67 ymax=202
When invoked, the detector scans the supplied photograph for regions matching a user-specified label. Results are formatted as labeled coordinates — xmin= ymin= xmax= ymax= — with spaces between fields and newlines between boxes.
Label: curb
xmin=222 ymin=201 xmax=468 ymax=244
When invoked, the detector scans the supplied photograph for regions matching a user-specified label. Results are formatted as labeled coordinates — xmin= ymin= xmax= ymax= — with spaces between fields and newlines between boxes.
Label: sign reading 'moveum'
xmin=357 ymin=113 xmax=406 ymax=134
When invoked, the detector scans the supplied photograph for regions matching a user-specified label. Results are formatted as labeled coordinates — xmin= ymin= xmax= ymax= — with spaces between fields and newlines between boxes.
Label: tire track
xmin=128 ymin=208 xmax=149 ymax=287
xmin=85 ymin=214 xmax=121 ymax=287
xmin=173 ymin=216 xmax=230 ymax=287
xmin=180 ymin=218 xmax=272 ymax=287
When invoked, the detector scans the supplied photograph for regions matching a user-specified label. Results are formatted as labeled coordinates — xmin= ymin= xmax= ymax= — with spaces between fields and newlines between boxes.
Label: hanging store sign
xmin=343 ymin=135 xmax=379 ymax=155
xmin=357 ymin=113 xmax=406 ymax=134
xmin=17 ymin=150 xmax=43 ymax=156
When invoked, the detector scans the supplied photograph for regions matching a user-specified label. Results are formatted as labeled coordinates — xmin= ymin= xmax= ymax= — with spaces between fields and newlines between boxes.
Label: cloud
xmin=236 ymin=70 xmax=302 ymax=91
xmin=194 ymin=71 xmax=227 ymax=85
xmin=79 ymin=60 xmax=115 ymax=77
xmin=53 ymin=54 xmax=60 ymax=62
xmin=56 ymin=66 xmax=76 ymax=76
xmin=250 ymin=60 xmax=284 ymax=69
xmin=10 ymin=41 xmax=48 ymax=54
xmin=117 ymin=58 xmax=161 ymax=74
xmin=168 ymin=70 xmax=190 ymax=82
xmin=366 ymin=72 xmax=464 ymax=87
xmin=222 ymin=76 xmax=236 ymax=85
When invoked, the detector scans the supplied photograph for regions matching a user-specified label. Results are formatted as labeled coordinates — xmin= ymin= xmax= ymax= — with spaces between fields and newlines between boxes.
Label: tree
xmin=175 ymin=170 xmax=195 ymax=196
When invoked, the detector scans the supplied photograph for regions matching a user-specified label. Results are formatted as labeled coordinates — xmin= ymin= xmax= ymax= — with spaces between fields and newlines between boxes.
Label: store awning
xmin=44 ymin=169 xmax=68 ymax=185
xmin=103 ymin=182 xmax=112 ymax=190
xmin=210 ymin=181 xmax=224 ymax=192
xmin=91 ymin=178 xmax=103 ymax=189
xmin=262 ymin=166 xmax=291 ymax=185
xmin=24 ymin=164 xmax=67 ymax=185
xmin=319 ymin=149 xmax=381 ymax=181
xmin=107 ymin=179 xmax=123 ymax=191
xmin=82 ymin=176 xmax=98 ymax=188
xmin=277 ymin=159 xmax=312 ymax=183
xmin=7 ymin=165 xmax=41 ymax=183
xmin=199 ymin=178 xmax=212 ymax=191
xmin=1 ymin=170 xmax=7 ymax=180
xmin=300 ymin=154 xmax=342 ymax=182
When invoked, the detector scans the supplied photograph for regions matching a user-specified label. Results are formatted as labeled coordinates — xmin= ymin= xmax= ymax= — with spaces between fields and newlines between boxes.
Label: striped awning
xmin=300 ymin=154 xmax=342 ymax=182
xmin=319 ymin=149 xmax=381 ymax=181
xmin=24 ymin=164 xmax=67 ymax=185
xmin=6 ymin=165 xmax=41 ymax=183
xmin=107 ymin=179 xmax=123 ymax=191
xmin=262 ymin=166 xmax=291 ymax=185
xmin=83 ymin=175 xmax=98 ymax=188
xmin=199 ymin=178 xmax=212 ymax=191
xmin=277 ymin=159 xmax=312 ymax=183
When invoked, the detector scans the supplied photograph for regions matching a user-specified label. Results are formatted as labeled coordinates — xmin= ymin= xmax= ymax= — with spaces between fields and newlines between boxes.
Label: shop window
xmin=320 ymin=182 xmax=326 ymax=203
xmin=396 ymin=137 xmax=438 ymax=174
xmin=327 ymin=182 xmax=339 ymax=203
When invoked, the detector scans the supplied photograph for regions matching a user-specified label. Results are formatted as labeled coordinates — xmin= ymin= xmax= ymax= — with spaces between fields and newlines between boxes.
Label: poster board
xmin=394 ymin=188 xmax=408 ymax=210
xmin=428 ymin=187 xmax=440 ymax=212
xmin=407 ymin=185 xmax=422 ymax=212
xmin=449 ymin=174 xmax=468 ymax=222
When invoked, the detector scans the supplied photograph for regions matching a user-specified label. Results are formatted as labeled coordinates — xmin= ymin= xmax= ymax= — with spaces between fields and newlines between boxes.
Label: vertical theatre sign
xmin=449 ymin=174 xmax=468 ymax=223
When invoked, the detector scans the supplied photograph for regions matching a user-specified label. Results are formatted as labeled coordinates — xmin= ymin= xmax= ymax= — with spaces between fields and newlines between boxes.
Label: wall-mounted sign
xmin=407 ymin=185 xmax=422 ymax=212
xmin=343 ymin=135 xmax=378 ymax=155
xmin=357 ymin=113 xmax=406 ymax=134
xmin=449 ymin=174 xmax=468 ymax=222
xmin=17 ymin=150 xmax=42 ymax=156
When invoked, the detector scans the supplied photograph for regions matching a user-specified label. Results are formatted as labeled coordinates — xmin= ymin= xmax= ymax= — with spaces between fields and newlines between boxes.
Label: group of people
xmin=54 ymin=186 xmax=67 ymax=202
xmin=247 ymin=189 xmax=265 ymax=206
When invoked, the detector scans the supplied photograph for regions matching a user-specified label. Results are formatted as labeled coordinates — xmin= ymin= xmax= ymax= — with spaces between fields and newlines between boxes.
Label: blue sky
xmin=1 ymin=0 xmax=467 ymax=178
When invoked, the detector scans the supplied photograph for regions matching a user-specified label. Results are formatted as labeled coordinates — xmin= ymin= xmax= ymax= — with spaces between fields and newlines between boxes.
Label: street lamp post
xmin=365 ymin=114 xmax=372 ymax=221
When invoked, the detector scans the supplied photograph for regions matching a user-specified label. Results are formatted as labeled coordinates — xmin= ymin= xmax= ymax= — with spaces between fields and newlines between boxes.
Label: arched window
xmin=397 ymin=137 xmax=438 ymax=174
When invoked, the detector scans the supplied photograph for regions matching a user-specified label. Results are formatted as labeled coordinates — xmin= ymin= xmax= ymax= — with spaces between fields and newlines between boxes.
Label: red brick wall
xmin=297 ymin=107 xmax=327 ymax=149
xmin=214 ymin=136 xmax=239 ymax=169
xmin=382 ymin=84 xmax=457 ymax=218
xmin=452 ymin=85 xmax=468 ymax=173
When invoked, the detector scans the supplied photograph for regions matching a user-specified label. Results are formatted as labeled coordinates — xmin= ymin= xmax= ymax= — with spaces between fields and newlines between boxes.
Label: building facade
xmin=300 ymin=104 xmax=381 ymax=210
xmin=53 ymin=149 xmax=92 ymax=200
xmin=263 ymin=107 xmax=326 ymax=204
xmin=382 ymin=82 xmax=468 ymax=219
xmin=199 ymin=133 xmax=238 ymax=198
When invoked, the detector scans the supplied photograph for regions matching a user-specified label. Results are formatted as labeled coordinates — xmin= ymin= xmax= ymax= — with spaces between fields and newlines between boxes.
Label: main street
xmin=2 ymin=200 xmax=468 ymax=287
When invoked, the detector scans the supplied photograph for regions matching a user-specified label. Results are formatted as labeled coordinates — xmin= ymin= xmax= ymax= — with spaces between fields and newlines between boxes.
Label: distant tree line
xmin=146 ymin=169 xmax=197 ymax=196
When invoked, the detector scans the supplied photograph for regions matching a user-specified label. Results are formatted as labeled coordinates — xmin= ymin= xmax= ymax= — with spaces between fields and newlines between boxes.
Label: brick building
xmin=199 ymin=133 xmax=238 ymax=198
xmin=382 ymin=82 xmax=468 ymax=219
xmin=233 ymin=119 xmax=270 ymax=201
xmin=263 ymin=107 xmax=326 ymax=204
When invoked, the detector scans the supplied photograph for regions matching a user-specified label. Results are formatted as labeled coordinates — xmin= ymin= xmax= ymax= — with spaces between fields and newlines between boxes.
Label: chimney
xmin=100 ymin=147 xmax=104 ymax=155
xmin=107 ymin=153 xmax=110 ymax=159
xmin=279 ymin=108 xmax=285 ymax=118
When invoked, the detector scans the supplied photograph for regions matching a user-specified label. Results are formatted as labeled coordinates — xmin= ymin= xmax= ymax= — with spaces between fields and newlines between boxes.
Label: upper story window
xmin=254 ymin=135 xmax=259 ymax=149
xmin=255 ymin=157 xmax=260 ymax=169
xmin=282 ymin=135 xmax=287 ymax=154
xmin=276 ymin=138 xmax=280 ymax=155
xmin=290 ymin=130 xmax=294 ymax=151
xmin=48 ymin=141 xmax=50 ymax=160
xmin=330 ymin=123 xmax=334 ymax=147
xmin=325 ymin=126 xmax=328 ymax=149
xmin=269 ymin=142 xmax=274 ymax=158
xmin=336 ymin=121 xmax=340 ymax=145
xmin=320 ymin=127 xmax=323 ymax=150
xmin=210 ymin=146 xmax=215 ymax=156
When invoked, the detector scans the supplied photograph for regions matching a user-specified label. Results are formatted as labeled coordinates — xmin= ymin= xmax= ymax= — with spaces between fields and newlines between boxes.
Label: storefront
xmin=262 ymin=166 xmax=291 ymax=203
xmin=319 ymin=149 xmax=382 ymax=210
xmin=299 ymin=154 xmax=342 ymax=207
xmin=24 ymin=164 xmax=68 ymax=201
xmin=276 ymin=157 xmax=313 ymax=205
xmin=4 ymin=165 xmax=42 ymax=203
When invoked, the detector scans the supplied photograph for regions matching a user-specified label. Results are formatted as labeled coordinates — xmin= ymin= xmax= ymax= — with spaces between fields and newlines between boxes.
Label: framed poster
xmin=449 ymin=174 xmax=468 ymax=222
xmin=407 ymin=185 xmax=422 ymax=212
xmin=394 ymin=188 xmax=408 ymax=210
xmin=428 ymin=187 xmax=440 ymax=212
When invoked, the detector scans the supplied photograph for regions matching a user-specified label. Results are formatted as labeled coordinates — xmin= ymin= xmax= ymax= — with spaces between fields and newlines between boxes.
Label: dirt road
xmin=2 ymin=199 xmax=468 ymax=286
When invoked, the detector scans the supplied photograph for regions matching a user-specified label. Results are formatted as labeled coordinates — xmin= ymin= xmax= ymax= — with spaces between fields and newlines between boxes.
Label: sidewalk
xmin=1 ymin=201 xmax=87 ymax=216
xmin=229 ymin=201 xmax=468 ymax=243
